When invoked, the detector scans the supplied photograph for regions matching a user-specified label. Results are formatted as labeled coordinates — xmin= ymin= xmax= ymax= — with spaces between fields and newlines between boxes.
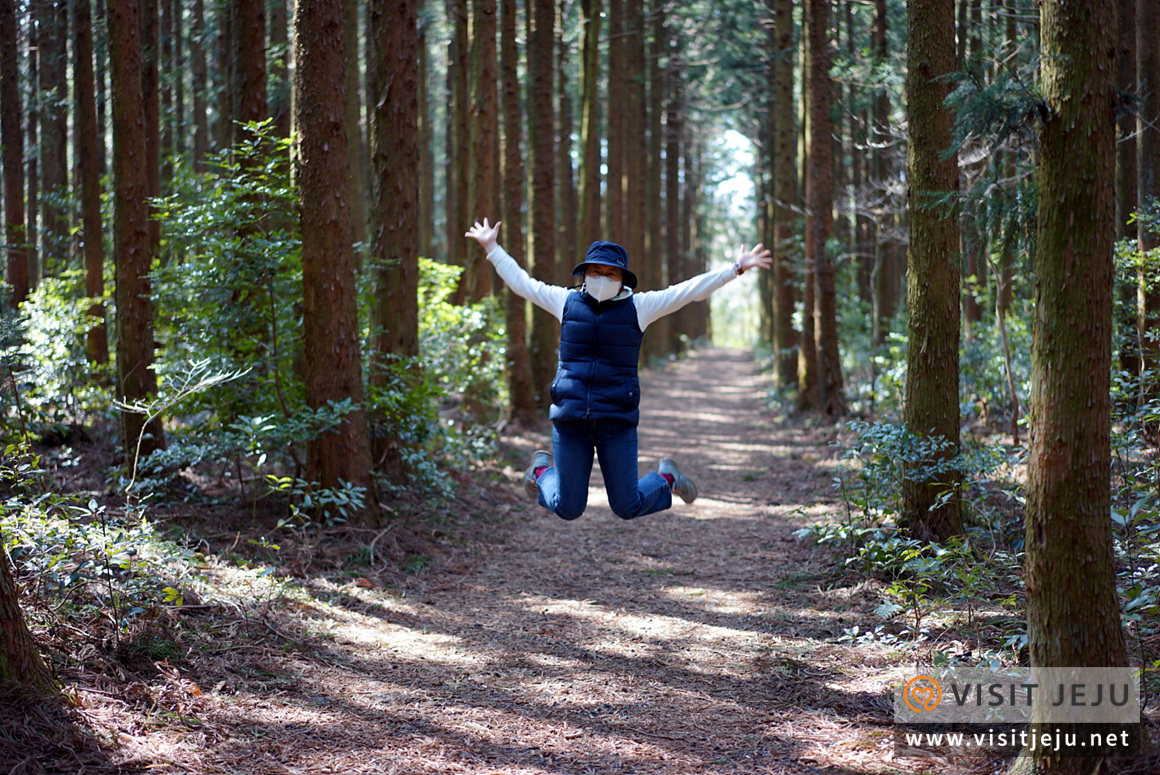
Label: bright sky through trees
xmin=710 ymin=129 xmax=762 ymax=348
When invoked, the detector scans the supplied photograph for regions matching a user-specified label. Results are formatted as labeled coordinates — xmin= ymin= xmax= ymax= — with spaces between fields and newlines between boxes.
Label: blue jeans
xmin=534 ymin=419 xmax=672 ymax=520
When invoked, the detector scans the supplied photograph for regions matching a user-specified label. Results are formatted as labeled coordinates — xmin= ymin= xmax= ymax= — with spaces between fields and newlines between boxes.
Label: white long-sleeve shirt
xmin=485 ymin=245 xmax=739 ymax=331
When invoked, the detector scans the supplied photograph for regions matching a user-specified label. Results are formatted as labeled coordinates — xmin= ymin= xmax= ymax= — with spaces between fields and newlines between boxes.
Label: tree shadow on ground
xmin=0 ymin=694 xmax=136 ymax=775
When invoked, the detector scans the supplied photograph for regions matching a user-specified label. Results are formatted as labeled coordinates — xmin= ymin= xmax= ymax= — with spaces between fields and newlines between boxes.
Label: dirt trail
xmin=103 ymin=349 xmax=947 ymax=775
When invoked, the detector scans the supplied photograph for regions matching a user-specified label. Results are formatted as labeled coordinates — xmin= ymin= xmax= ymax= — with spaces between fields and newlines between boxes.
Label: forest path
xmin=156 ymin=349 xmax=948 ymax=775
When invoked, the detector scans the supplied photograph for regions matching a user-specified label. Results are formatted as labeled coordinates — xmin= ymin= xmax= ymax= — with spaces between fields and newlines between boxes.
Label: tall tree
xmin=1115 ymin=0 xmax=1136 ymax=375
xmin=141 ymin=0 xmax=162 ymax=253
xmin=170 ymin=0 xmax=184 ymax=162
xmin=643 ymin=0 xmax=667 ymax=358
xmin=96 ymin=0 xmax=110 ymax=177
xmin=344 ymin=0 xmax=366 ymax=248
xmin=1116 ymin=0 xmax=1136 ymax=240
xmin=27 ymin=11 xmax=39 ymax=287
xmin=236 ymin=0 xmax=267 ymax=127
xmin=0 ymin=539 xmax=56 ymax=696
xmin=418 ymin=25 xmax=434 ymax=259
xmin=161 ymin=0 xmax=174 ymax=179
xmin=368 ymin=0 xmax=421 ymax=478
xmin=295 ymin=0 xmax=378 ymax=514
xmin=624 ymin=0 xmax=646 ymax=302
xmin=467 ymin=0 xmax=498 ymax=299
xmin=1015 ymin=0 xmax=1129 ymax=771
xmin=556 ymin=0 xmax=577 ymax=282
xmin=771 ymin=0 xmax=797 ymax=388
xmin=447 ymin=0 xmax=470 ymax=284
xmin=190 ymin=0 xmax=210 ymax=169
xmin=903 ymin=0 xmax=961 ymax=541
xmin=76 ymin=0 xmax=110 ymax=364
xmin=870 ymin=0 xmax=898 ymax=349
xmin=805 ymin=0 xmax=844 ymax=417
xmin=214 ymin=0 xmax=235 ymax=149
xmin=110 ymin=0 xmax=167 ymax=460
xmin=500 ymin=0 xmax=538 ymax=426
xmin=606 ymin=0 xmax=626 ymax=240
xmin=959 ymin=0 xmax=984 ymax=334
xmin=663 ymin=53 xmax=683 ymax=355
xmin=528 ymin=0 xmax=557 ymax=408
xmin=577 ymin=0 xmax=602 ymax=256
xmin=795 ymin=2 xmax=818 ymax=411
xmin=0 ymin=0 xmax=29 ymax=306
xmin=38 ymin=0 xmax=69 ymax=275
xmin=268 ymin=0 xmax=291 ymax=139
xmin=1137 ymin=0 xmax=1160 ymax=394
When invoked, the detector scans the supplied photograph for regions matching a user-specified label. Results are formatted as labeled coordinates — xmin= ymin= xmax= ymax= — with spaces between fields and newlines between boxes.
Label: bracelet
xmin=733 ymin=261 xmax=745 ymax=275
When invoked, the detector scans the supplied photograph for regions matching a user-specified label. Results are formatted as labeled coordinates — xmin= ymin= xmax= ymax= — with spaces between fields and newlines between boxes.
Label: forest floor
xmin=13 ymin=348 xmax=1146 ymax=775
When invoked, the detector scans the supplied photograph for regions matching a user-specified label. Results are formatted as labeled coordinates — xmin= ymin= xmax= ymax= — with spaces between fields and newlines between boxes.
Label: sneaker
xmin=658 ymin=457 xmax=698 ymax=504
xmin=524 ymin=449 xmax=552 ymax=500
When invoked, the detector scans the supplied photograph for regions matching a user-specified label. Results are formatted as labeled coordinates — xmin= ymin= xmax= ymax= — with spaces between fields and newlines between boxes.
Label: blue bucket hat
xmin=571 ymin=241 xmax=639 ymax=289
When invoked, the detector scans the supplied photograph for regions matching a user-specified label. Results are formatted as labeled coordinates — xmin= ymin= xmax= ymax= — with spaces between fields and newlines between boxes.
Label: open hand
xmin=465 ymin=218 xmax=502 ymax=254
xmin=738 ymin=243 xmax=773 ymax=272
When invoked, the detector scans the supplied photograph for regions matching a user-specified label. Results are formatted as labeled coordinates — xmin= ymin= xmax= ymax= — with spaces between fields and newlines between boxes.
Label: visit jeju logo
xmin=904 ymin=676 xmax=942 ymax=713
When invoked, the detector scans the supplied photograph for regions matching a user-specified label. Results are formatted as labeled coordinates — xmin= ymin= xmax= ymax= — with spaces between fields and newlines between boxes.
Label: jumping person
xmin=465 ymin=218 xmax=772 ymax=521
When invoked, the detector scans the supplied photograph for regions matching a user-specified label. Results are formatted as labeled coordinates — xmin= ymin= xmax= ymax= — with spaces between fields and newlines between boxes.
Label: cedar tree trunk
xmin=902 ymin=0 xmax=962 ymax=541
xmin=295 ymin=0 xmax=378 ymax=518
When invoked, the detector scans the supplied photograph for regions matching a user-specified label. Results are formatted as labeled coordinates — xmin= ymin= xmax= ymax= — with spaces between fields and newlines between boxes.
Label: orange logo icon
xmin=904 ymin=676 xmax=941 ymax=713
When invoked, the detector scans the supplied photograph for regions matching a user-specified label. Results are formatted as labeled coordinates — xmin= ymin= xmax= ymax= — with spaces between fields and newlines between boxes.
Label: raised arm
xmin=633 ymin=243 xmax=773 ymax=331
xmin=465 ymin=218 xmax=568 ymax=321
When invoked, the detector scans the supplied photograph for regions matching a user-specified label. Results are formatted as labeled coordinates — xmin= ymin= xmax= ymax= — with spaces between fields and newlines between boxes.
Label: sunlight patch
xmin=519 ymin=594 xmax=760 ymax=648
xmin=661 ymin=584 xmax=764 ymax=615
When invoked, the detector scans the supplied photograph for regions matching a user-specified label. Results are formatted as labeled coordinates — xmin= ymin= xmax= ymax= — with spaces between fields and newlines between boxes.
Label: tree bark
xmin=664 ymin=55 xmax=683 ymax=355
xmin=268 ymin=0 xmax=291 ymax=139
xmin=903 ymin=0 xmax=962 ymax=541
xmin=76 ymin=0 xmax=110 ymax=364
xmin=295 ymin=0 xmax=378 ymax=517
xmin=528 ymin=0 xmax=557 ymax=410
xmin=110 ymin=0 xmax=167 ymax=461
xmin=467 ymin=0 xmax=498 ymax=300
xmin=418 ymin=27 xmax=434 ymax=258
xmin=1014 ymin=0 xmax=1130 ymax=771
xmin=1115 ymin=0 xmax=1136 ymax=375
xmin=171 ymin=0 xmax=184 ymax=162
xmin=871 ymin=0 xmax=898 ymax=347
xmin=448 ymin=0 xmax=470 ymax=292
xmin=96 ymin=0 xmax=109 ymax=177
xmin=643 ymin=0 xmax=667 ymax=359
xmin=772 ymin=0 xmax=797 ymax=388
xmin=806 ymin=0 xmax=844 ymax=417
xmin=1137 ymin=0 xmax=1160 ymax=397
xmin=344 ymin=0 xmax=366 ymax=250
xmin=578 ymin=0 xmax=603 ymax=257
xmin=606 ymin=0 xmax=625 ymax=240
xmin=0 ymin=542 xmax=56 ymax=697
xmin=556 ymin=0 xmax=577 ymax=288
xmin=368 ymin=0 xmax=422 ymax=478
xmin=624 ymin=0 xmax=646 ymax=303
xmin=0 ymin=0 xmax=28 ymax=306
xmin=500 ymin=0 xmax=538 ymax=426
xmin=214 ymin=0 xmax=235 ymax=149
xmin=796 ymin=3 xmax=817 ymax=411
xmin=38 ymin=0 xmax=69 ymax=276
xmin=141 ymin=0 xmax=162 ymax=254
xmin=191 ymin=0 xmax=210 ymax=169
xmin=161 ymin=0 xmax=174 ymax=183
xmin=236 ymin=0 xmax=267 ymax=127
xmin=27 ymin=17 xmax=39 ymax=287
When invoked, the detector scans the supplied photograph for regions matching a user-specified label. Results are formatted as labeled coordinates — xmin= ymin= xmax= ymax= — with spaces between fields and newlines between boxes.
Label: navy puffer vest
xmin=549 ymin=291 xmax=644 ymax=425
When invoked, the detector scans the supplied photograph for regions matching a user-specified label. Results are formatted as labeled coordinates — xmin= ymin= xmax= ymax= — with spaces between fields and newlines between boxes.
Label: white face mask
xmin=584 ymin=275 xmax=622 ymax=303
